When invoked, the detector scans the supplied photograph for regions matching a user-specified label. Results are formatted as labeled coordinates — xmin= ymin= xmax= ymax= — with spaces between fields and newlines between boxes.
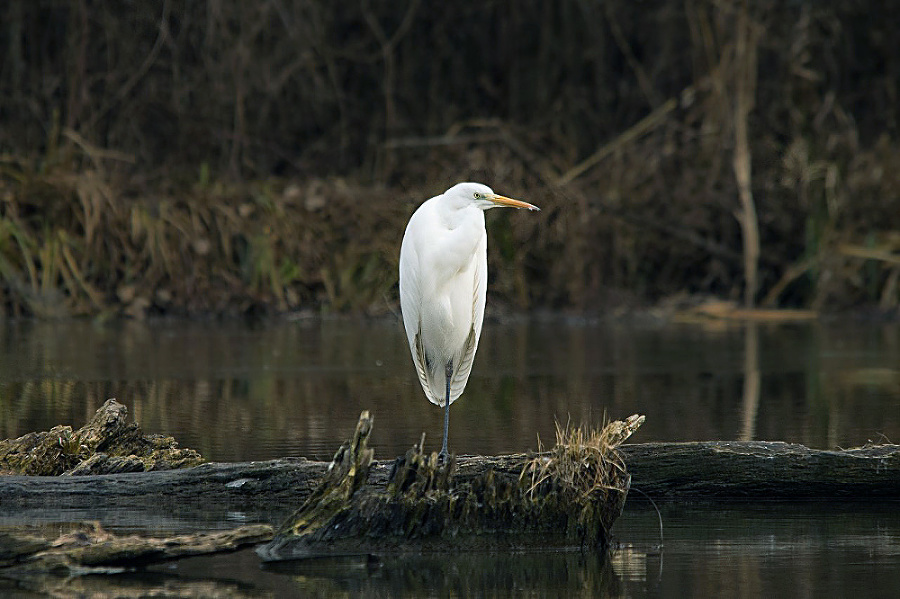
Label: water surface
xmin=3 ymin=502 xmax=897 ymax=598
xmin=1 ymin=316 xmax=898 ymax=597
xmin=1 ymin=317 xmax=897 ymax=461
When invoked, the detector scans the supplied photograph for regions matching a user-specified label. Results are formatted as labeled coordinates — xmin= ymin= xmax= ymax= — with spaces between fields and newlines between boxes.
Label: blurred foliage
xmin=0 ymin=0 xmax=899 ymax=316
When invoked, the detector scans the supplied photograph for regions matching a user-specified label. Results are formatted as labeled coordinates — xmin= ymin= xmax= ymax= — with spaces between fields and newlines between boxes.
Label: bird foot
xmin=437 ymin=449 xmax=449 ymax=466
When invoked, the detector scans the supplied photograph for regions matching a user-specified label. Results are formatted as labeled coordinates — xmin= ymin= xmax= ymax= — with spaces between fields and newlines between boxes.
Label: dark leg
xmin=440 ymin=360 xmax=453 ymax=462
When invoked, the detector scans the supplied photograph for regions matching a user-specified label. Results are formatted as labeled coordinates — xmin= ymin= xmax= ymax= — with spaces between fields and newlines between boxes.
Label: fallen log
xmin=0 ymin=409 xmax=896 ymax=587
xmin=621 ymin=441 xmax=900 ymax=499
xmin=0 ymin=411 xmax=639 ymax=580
xmin=1 ymin=401 xmax=898 ymax=517
xmin=0 ymin=523 xmax=273 ymax=580
xmin=1 ymin=442 xmax=898 ymax=519
xmin=3 ymin=403 xmax=895 ymax=588
xmin=1 ymin=442 xmax=898 ymax=514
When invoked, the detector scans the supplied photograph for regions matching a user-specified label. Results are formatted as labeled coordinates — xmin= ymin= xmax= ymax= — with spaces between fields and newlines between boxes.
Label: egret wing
xmin=448 ymin=232 xmax=487 ymax=403
xmin=400 ymin=228 xmax=441 ymax=405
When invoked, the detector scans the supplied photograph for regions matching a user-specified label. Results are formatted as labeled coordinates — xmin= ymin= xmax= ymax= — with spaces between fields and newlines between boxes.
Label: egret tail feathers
xmin=413 ymin=327 xmax=478 ymax=408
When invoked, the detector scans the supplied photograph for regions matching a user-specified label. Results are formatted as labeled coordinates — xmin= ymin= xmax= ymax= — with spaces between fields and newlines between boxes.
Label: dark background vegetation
xmin=1 ymin=0 xmax=899 ymax=318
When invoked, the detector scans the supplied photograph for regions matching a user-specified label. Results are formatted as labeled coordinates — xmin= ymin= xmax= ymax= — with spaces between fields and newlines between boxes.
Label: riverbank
xmin=2 ymin=2 xmax=900 ymax=319
xmin=2 ymin=170 xmax=899 ymax=321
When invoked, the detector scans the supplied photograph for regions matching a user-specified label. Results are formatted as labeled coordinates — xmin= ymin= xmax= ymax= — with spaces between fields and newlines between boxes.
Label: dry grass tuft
xmin=519 ymin=414 xmax=645 ymax=547
xmin=524 ymin=415 xmax=644 ymax=501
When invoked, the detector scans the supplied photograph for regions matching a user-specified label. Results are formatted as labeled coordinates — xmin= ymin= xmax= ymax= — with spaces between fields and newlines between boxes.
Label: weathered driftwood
xmin=0 ymin=398 xmax=203 ymax=475
xmin=257 ymin=412 xmax=640 ymax=560
xmin=0 ymin=411 xmax=639 ymax=578
xmin=1 ymin=443 xmax=898 ymax=515
xmin=0 ymin=522 xmax=273 ymax=579
xmin=621 ymin=441 xmax=900 ymax=499
xmin=2 ymin=402 xmax=894 ymax=586
xmin=1 ymin=442 xmax=898 ymax=516
xmin=455 ymin=441 xmax=900 ymax=499
xmin=1 ymin=400 xmax=898 ymax=513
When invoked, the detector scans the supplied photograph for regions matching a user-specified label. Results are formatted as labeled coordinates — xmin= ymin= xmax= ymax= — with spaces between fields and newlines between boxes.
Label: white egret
xmin=399 ymin=182 xmax=539 ymax=459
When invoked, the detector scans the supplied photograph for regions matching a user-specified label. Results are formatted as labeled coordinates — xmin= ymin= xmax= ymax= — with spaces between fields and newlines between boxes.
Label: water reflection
xmin=614 ymin=503 xmax=900 ymax=598
xmin=740 ymin=323 xmax=761 ymax=440
xmin=0 ymin=317 xmax=898 ymax=462
xmin=1 ymin=547 xmax=618 ymax=598
xmin=3 ymin=502 xmax=897 ymax=599
xmin=1 ymin=317 xmax=897 ymax=597
xmin=262 ymin=551 xmax=619 ymax=598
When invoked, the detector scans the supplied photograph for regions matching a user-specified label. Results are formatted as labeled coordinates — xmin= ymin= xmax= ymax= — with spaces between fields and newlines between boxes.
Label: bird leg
xmin=440 ymin=360 xmax=453 ymax=462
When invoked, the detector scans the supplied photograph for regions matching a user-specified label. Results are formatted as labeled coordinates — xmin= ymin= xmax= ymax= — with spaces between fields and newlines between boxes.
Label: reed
xmin=1 ymin=1 xmax=898 ymax=316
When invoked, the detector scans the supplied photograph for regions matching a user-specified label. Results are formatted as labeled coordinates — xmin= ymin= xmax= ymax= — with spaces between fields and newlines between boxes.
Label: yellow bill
xmin=487 ymin=193 xmax=540 ymax=211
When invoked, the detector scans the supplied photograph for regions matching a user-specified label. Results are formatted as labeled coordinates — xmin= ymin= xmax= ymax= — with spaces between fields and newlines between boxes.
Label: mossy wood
xmin=258 ymin=411 xmax=639 ymax=560
xmin=1 ymin=445 xmax=898 ymax=511
xmin=0 ymin=399 xmax=203 ymax=475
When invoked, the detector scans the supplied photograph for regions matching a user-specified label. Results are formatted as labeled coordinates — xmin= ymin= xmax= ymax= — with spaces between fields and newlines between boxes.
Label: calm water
xmin=1 ymin=316 xmax=898 ymax=597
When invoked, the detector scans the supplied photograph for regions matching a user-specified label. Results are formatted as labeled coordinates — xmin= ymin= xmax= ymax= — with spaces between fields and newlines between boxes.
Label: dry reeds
xmin=1 ymin=1 xmax=899 ymax=316
xmin=0 ymin=161 xmax=408 ymax=317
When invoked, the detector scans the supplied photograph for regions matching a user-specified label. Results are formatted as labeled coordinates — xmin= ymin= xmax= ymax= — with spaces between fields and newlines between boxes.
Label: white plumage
xmin=399 ymin=182 xmax=539 ymax=457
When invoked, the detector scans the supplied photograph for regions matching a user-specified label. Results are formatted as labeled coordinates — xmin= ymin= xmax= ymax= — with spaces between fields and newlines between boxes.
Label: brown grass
xmin=524 ymin=415 xmax=644 ymax=501
xmin=519 ymin=414 xmax=644 ymax=546
xmin=1 ymin=1 xmax=899 ymax=316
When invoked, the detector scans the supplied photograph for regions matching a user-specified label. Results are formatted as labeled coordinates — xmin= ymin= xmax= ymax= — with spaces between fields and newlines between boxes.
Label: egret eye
xmin=473 ymin=192 xmax=481 ymax=199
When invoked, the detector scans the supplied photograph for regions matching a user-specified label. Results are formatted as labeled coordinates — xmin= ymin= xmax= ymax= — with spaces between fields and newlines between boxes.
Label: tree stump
xmin=257 ymin=413 xmax=643 ymax=560
xmin=0 ymin=398 xmax=203 ymax=475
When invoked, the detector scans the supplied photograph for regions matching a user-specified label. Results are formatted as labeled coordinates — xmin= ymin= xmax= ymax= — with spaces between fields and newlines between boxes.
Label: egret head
xmin=444 ymin=182 xmax=540 ymax=212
